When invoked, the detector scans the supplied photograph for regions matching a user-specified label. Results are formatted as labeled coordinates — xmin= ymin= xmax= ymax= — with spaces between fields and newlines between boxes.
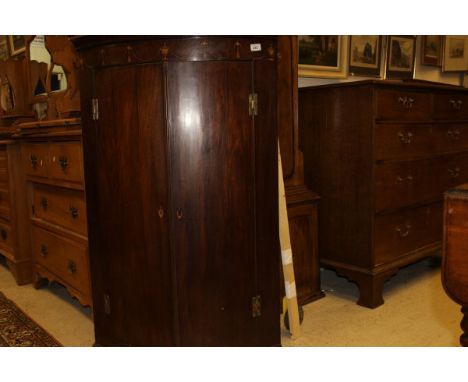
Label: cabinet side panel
xmin=83 ymin=64 xmax=174 ymax=346
xmin=300 ymin=86 xmax=374 ymax=269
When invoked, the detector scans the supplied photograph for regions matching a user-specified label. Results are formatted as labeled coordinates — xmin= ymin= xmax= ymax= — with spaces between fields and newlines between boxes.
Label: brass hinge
xmin=249 ymin=93 xmax=258 ymax=116
xmin=104 ymin=294 xmax=111 ymax=315
xmin=92 ymin=98 xmax=99 ymax=121
xmin=252 ymin=295 xmax=262 ymax=318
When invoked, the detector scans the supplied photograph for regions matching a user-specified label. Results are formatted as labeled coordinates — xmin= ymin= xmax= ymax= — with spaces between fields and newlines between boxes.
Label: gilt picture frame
xmin=421 ymin=36 xmax=442 ymax=66
xmin=348 ymin=35 xmax=383 ymax=77
xmin=385 ymin=35 xmax=416 ymax=80
xmin=443 ymin=36 xmax=468 ymax=72
xmin=298 ymin=35 xmax=348 ymax=78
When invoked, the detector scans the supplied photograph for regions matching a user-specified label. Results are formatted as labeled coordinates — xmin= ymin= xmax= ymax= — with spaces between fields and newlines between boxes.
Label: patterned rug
xmin=0 ymin=291 xmax=61 ymax=346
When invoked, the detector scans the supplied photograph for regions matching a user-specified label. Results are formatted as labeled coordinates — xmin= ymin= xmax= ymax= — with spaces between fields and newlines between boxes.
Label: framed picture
xmin=298 ymin=35 xmax=348 ymax=78
xmin=8 ymin=35 xmax=26 ymax=56
xmin=421 ymin=36 xmax=442 ymax=66
xmin=443 ymin=36 xmax=468 ymax=72
xmin=0 ymin=36 xmax=9 ymax=61
xmin=385 ymin=35 xmax=416 ymax=79
xmin=348 ymin=35 xmax=383 ymax=77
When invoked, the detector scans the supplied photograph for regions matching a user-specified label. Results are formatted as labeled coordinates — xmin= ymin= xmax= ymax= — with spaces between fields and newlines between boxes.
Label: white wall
xmin=299 ymin=36 xmax=464 ymax=88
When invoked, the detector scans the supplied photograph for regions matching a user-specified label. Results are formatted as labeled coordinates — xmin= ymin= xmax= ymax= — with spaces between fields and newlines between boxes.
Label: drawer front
xmin=0 ymin=218 xmax=13 ymax=252
xmin=376 ymin=89 xmax=432 ymax=121
xmin=32 ymin=226 xmax=90 ymax=294
xmin=433 ymin=93 xmax=468 ymax=120
xmin=22 ymin=143 xmax=48 ymax=178
xmin=32 ymin=184 xmax=87 ymax=236
xmin=48 ymin=141 xmax=84 ymax=183
xmin=0 ymin=188 xmax=10 ymax=218
xmin=374 ymin=152 xmax=468 ymax=212
xmin=374 ymin=202 xmax=442 ymax=265
xmin=375 ymin=123 xmax=433 ymax=161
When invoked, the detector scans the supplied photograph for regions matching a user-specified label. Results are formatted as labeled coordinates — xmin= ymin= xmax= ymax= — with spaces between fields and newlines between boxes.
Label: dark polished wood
xmin=300 ymin=80 xmax=468 ymax=308
xmin=285 ymin=185 xmax=324 ymax=305
xmin=75 ymin=36 xmax=280 ymax=346
xmin=442 ymin=184 xmax=468 ymax=346
xmin=0 ymin=141 xmax=32 ymax=284
xmin=277 ymin=36 xmax=323 ymax=307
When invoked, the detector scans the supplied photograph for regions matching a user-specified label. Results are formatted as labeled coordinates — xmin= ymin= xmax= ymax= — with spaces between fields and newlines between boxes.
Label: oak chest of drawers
xmin=300 ymin=80 xmax=468 ymax=308
xmin=18 ymin=120 xmax=91 ymax=307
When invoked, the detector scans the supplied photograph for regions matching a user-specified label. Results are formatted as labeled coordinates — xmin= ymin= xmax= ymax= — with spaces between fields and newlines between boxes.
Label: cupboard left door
xmin=82 ymin=64 xmax=175 ymax=346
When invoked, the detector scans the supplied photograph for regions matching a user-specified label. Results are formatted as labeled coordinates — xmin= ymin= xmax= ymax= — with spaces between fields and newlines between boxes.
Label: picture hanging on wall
xmin=443 ymin=36 xmax=468 ymax=72
xmin=385 ymin=35 xmax=416 ymax=79
xmin=298 ymin=35 xmax=348 ymax=78
xmin=348 ymin=35 xmax=383 ymax=77
xmin=0 ymin=36 xmax=9 ymax=61
xmin=421 ymin=36 xmax=443 ymax=66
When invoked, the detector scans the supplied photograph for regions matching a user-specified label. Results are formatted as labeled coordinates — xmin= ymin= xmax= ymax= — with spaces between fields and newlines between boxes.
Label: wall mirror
xmin=27 ymin=35 xmax=79 ymax=120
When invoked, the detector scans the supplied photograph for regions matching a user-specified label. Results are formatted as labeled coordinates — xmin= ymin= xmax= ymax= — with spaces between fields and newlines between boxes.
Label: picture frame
xmin=385 ymin=35 xmax=416 ymax=79
xmin=8 ymin=35 xmax=26 ymax=56
xmin=443 ymin=36 xmax=468 ymax=72
xmin=421 ymin=36 xmax=442 ymax=66
xmin=348 ymin=35 xmax=383 ymax=77
xmin=298 ymin=35 xmax=348 ymax=78
xmin=0 ymin=36 xmax=9 ymax=61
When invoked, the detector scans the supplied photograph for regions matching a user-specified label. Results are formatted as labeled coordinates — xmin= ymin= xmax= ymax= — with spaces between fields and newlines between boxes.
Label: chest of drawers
xmin=300 ymin=80 xmax=468 ymax=308
xmin=18 ymin=120 xmax=91 ymax=307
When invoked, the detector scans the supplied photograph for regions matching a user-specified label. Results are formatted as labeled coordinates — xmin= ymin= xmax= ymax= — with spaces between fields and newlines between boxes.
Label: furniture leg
xmin=461 ymin=306 xmax=468 ymax=347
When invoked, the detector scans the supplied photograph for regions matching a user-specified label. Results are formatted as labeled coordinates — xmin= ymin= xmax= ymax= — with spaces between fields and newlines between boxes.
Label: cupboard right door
xmin=167 ymin=60 xmax=262 ymax=345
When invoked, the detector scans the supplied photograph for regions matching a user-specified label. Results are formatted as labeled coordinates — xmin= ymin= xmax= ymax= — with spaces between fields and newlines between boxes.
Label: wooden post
xmin=278 ymin=143 xmax=301 ymax=339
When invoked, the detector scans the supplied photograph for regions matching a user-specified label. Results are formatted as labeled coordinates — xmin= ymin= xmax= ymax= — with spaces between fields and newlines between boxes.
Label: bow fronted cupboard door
xmin=75 ymin=36 xmax=280 ymax=346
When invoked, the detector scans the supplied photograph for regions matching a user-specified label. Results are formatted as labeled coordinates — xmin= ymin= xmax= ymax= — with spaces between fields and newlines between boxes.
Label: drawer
xmin=375 ymin=152 xmax=468 ymax=212
xmin=375 ymin=89 xmax=431 ymax=121
xmin=433 ymin=93 xmax=468 ymax=120
xmin=31 ymin=226 xmax=90 ymax=295
xmin=374 ymin=202 xmax=442 ymax=266
xmin=375 ymin=123 xmax=468 ymax=161
xmin=0 ymin=218 xmax=13 ymax=252
xmin=375 ymin=124 xmax=433 ymax=161
xmin=48 ymin=141 xmax=84 ymax=184
xmin=22 ymin=143 xmax=48 ymax=178
xmin=0 ymin=188 xmax=10 ymax=219
xmin=32 ymin=184 xmax=87 ymax=236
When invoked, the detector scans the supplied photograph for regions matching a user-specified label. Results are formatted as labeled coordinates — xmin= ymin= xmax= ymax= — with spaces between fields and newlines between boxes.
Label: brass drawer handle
xmin=398 ymin=96 xmax=415 ymax=110
xmin=67 ymin=260 xmax=77 ymax=274
xmin=0 ymin=229 xmax=7 ymax=241
xmin=450 ymin=99 xmax=463 ymax=110
xmin=395 ymin=175 xmax=414 ymax=184
xmin=395 ymin=223 xmax=411 ymax=238
xmin=176 ymin=209 xmax=183 ymax=220
xmin=58 ymin=156 xmax=68 ymax=171
xmin=158 ymin=206 xmax=164 ymax=218
xmin=40 ymin=197 xmax=48 ymax=210
xmin=30 ymin=155 xmax=38 ymax=169
xmin=398 ymin=131 xmax=413 ymax=144
xmin=69 ymin=205 xmax=79 ymax=219
xmin=447 ymin=129 xmax=461 ymax=141
xmin=40 ymin=244 xmax=48 ymax=257
xmin=448 ymin=167 xmax=461 ymax=179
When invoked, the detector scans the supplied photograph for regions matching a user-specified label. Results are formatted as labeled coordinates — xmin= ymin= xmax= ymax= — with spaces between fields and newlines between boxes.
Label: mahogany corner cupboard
xmin=74 ymin=36 xmax=280 ymax=346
